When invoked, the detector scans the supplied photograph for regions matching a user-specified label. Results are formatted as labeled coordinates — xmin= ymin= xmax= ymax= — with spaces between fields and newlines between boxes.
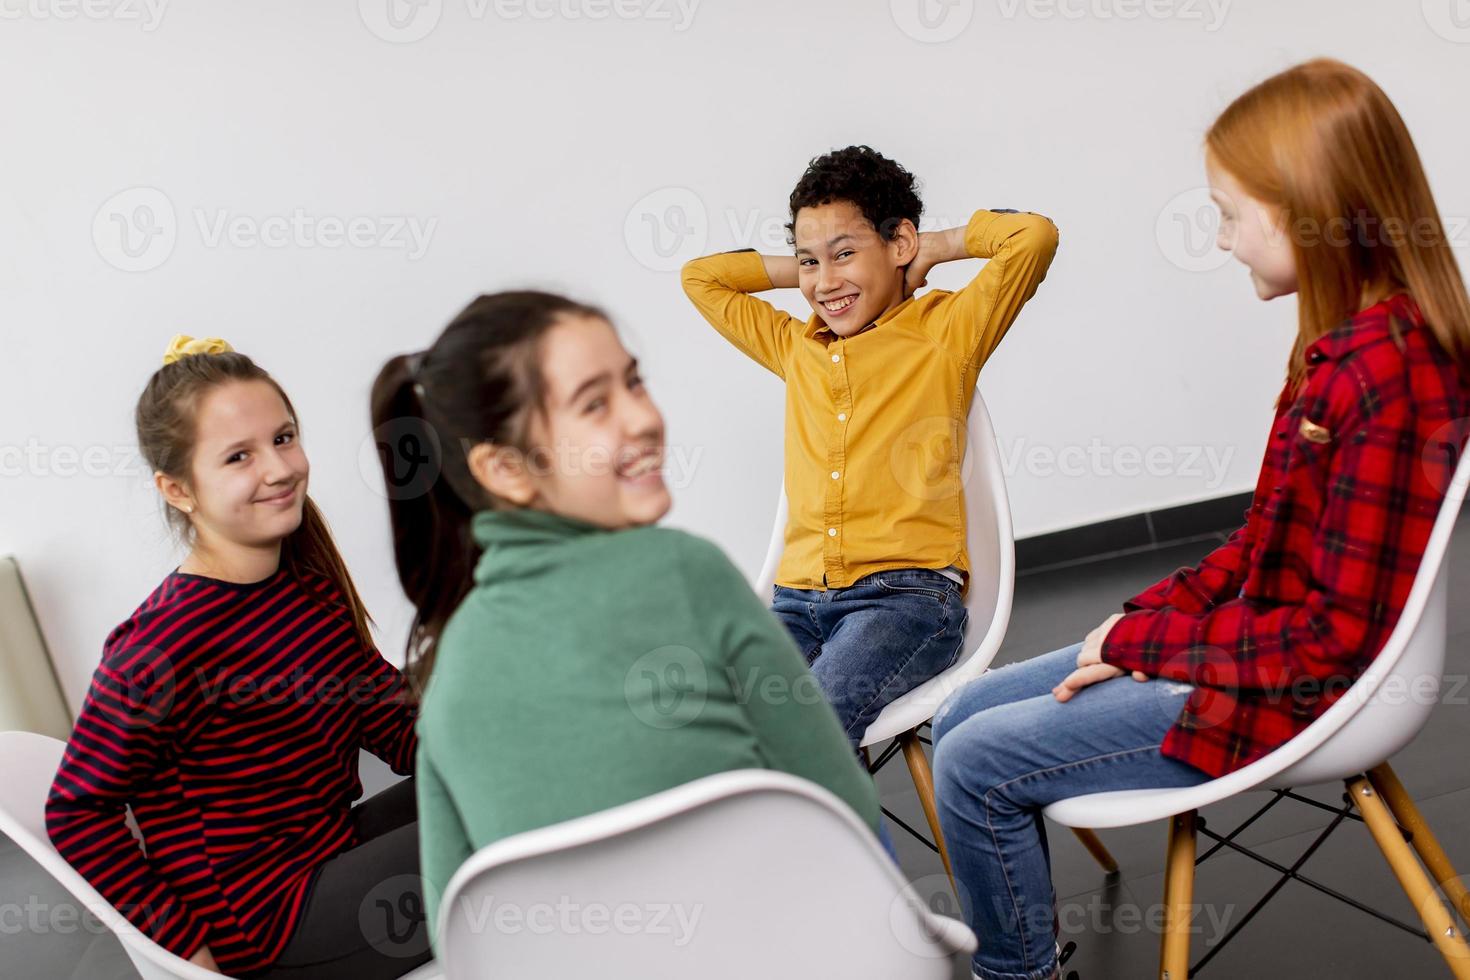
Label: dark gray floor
xmin=5 ymin=512 xmax=1468 ymax=978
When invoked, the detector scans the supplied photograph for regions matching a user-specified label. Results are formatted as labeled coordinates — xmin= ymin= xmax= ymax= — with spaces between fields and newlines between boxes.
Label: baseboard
xmin=1015 ymin=492 xmax=1251 ymax=575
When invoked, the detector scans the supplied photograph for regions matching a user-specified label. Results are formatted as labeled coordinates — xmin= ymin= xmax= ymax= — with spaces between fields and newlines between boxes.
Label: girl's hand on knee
xmin=1053 ymin=614 xmax=1146 ymax=701
xmin=1052 ymin=662 xmax=1125 ymax=701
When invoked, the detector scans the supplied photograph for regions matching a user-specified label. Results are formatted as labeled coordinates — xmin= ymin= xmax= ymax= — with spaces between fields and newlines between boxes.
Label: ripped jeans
xmin=930 ymin=642 xmax=1210 ymax=980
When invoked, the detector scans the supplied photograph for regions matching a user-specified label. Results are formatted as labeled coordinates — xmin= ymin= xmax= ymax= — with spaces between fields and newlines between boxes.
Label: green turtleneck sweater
xmin=415 ymin=508 xmax=882 ymax=944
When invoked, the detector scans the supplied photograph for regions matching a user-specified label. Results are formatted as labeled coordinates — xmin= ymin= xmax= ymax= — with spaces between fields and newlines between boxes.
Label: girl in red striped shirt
xmin=46 ymin=339 xmax=426 ymax=978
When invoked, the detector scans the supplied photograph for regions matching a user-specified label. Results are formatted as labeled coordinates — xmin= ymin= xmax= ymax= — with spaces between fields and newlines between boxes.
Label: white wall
xmin=3 ymin=0 xmax=1468 ymax=709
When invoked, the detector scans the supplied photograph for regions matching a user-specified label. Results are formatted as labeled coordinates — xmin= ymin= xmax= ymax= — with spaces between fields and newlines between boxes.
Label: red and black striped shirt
xmin=45 ymin=567 xmax=418 ymax=975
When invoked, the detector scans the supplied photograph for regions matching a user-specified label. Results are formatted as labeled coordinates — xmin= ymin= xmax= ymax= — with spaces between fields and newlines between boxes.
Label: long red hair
xmin=1206 ymin=59 xmax=1470 ymax=396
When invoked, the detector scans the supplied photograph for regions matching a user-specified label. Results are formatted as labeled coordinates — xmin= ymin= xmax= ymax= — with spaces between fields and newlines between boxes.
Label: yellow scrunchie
xmin=162 ymin=335 xmax=235 ymax=366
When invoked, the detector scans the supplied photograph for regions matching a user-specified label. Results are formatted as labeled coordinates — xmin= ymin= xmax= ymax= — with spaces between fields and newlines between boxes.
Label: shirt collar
xmin=803 ymin=295 xmax=915 ymax=341
xmin=471 ymin=507 xmax=607 ymax=582
xmin=1303 ymin=292 xmax=1422 ymax=365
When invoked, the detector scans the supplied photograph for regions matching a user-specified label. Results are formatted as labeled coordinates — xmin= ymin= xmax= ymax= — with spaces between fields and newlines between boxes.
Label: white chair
xmin=435 ymin=769 xmax=976 ymax=979
xmin=0 ymin=730 xmax=442 ymax=980
xmin=1045 ymin=442 xmax=1470 ymax=978
xmin=753 ymin=386 xmax=1116 ymax=877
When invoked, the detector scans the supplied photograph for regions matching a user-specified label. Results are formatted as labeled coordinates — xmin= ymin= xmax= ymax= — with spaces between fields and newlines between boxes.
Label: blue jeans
xmin=772 ymin=568 xmax=968 ymax=747
xmin=931 ymin=643 xmax=1210 ymax=980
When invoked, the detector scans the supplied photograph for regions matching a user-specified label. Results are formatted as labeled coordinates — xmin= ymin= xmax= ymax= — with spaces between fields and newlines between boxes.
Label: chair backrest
xmin=435 ymin=769 xmax=975 ymax=980
xmin=752 ymin=386 xmax=1016 ymax=743
xmin=0 ymin=730 xmax=224 ymax=980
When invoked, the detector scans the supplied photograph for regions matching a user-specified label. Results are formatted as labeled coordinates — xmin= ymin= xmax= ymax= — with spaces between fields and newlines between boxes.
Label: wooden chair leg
xmin=1073 ymin=827 xmax=1120 ymax=874
xmin=1369 ymin=762 xmax=1470 ymax=929
xmin=1350 ymin=774 xmax=1470 ymax=978
xmin=899 ymin=728 xmax=954 ymax=882
xmin=1159 ymin=810 xmax=1198 ymax=980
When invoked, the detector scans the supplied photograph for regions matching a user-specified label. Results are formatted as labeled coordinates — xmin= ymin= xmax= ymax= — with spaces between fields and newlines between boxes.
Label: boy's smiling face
xmin=793 ymin=199 xmax=918 ymax=337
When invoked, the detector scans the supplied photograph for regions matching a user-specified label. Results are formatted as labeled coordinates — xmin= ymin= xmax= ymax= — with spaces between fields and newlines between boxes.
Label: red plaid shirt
xmin=1101 ymin=293 xmax=1469 ymax=778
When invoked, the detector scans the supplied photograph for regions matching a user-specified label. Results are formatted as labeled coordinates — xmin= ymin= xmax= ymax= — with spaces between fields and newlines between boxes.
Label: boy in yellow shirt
xmin=682 ymin=145 xmax=1058 ymax=746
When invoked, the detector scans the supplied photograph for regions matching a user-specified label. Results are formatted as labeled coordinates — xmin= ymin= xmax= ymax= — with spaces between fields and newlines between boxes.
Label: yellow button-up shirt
xmin=682 ymin=209 xmax=1058 ymax=595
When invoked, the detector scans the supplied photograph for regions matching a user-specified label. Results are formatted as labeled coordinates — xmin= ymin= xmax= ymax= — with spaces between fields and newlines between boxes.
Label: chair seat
xmin=1046 ymin=785 xmax=1238 ymax=829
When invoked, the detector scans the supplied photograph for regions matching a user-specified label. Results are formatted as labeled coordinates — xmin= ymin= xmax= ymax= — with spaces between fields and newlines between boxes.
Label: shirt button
xmin=831 ymin=353 xmax=841 ymax=363
xmin=828 ymin=528 xmax=837 ymax=536
xmin=830 ymin=471 xmax=840 ymax=480
xmin=837 ymin=413 xmax=847 ymax=422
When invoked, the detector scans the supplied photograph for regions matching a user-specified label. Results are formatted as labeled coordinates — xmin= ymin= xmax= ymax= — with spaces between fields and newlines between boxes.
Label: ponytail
xmin=370 ymin=291 xmax=606 ymax=691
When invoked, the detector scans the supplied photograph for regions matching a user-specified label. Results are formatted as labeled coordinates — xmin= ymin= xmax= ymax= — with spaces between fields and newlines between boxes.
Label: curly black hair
xmin=786 ymin=145 xmax=923 ymax=245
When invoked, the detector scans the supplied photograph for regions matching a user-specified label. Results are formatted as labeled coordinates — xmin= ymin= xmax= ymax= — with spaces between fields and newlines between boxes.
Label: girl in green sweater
xmin=368 ymin=291 xmax=883 ymax=946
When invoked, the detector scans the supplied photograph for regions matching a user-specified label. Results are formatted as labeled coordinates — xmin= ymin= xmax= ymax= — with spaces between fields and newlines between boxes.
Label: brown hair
xmin=1206 ymin=58 xmax=1470 ymax=399
xmin=369 ymin=291 xmax=606 ymax=693
xmin=136 ymin=350 xmax=376 ymax=654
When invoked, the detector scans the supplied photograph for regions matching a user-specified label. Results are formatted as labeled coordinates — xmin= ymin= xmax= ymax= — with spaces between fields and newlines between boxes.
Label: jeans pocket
xmin=874 ymin=569 xmax=957 ymax=603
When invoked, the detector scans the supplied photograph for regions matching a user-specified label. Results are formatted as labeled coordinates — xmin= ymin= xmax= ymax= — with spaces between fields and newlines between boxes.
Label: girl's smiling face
xmin=1207 ymin=154 xmax=1299 ymax=301
xmin=156 ymin=379 xmax=309 ymax=550
xmin=470 ymin=314 xmax=672 ymax=529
